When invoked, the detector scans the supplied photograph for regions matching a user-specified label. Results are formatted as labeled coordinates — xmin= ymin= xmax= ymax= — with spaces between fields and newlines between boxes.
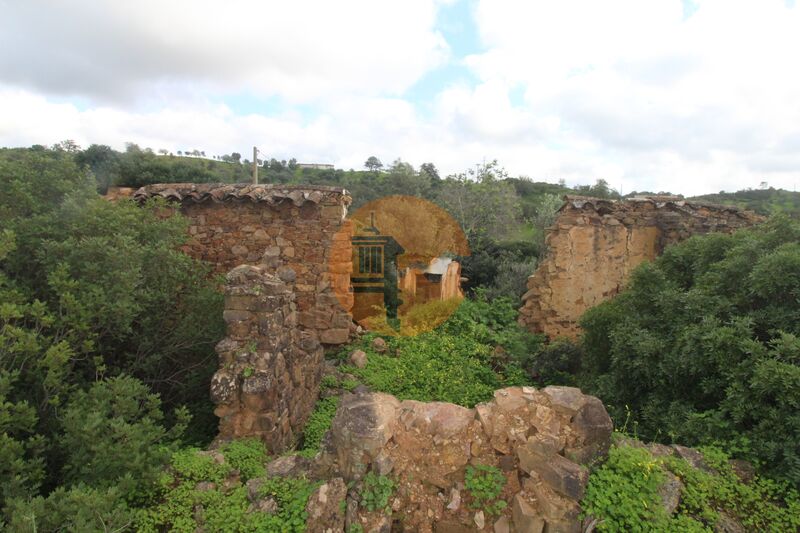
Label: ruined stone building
xmin=519 ymin=195 xmax=763 ymax=339
xmin=134 ymin=183 xmax=354 ymax=344
xmin=134 ymin=183 xmax=354 ymax=448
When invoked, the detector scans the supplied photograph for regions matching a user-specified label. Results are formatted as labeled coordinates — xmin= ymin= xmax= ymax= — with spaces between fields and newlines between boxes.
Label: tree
xmin=75 ymin=144 xmax=120 ymax=194
xmin=420 ymin=162 xmax=440 ymax=180
xmin=364 ymin=156 xmax=383 ymax=171
xmin=434 ymin=161 xmax=522 ymax=243
xmin=580 ymin=217 xmax=800 ymax=486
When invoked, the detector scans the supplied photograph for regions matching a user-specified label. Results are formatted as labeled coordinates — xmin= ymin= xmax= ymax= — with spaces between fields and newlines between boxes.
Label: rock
xmin=493 ymin=516 xmax=510 ymax=533
xmin=367 ymin=515 xmax=391 ymax=533
xmin=518 ymin=447 xmax=589 ymax=500
xmin=542 ymin=518 xmax=581 ymax=533
xmin=195 ymin=481 xmax=216 ymax=492
xmin=345 ymin=496 xmax=359 ymax=531
xmin=321 ymin=328 xmax=350 ymax=345
xmin=658 ymin=471 xmax=683 ymax=516
xmin=582 ymin=516 xmax=600 ymax=533
xmin=570 ymin=397 xmax=613 ymax=452
xmin=647 ymin=443 xmax=675 ymax=458
xmin=512 ymin=494 xmax=545 ymax=533
xmin=371 ymin=337 xmax=387 ymax=353
xmin=266 ymin=454 xmax=313 ymax=478
xmin=349 ymin=349 xmax=368 ymax=369
xmin=446 ymin=488 xmax=461 ymax=511
xmin=248 ymin=496 xmax=278 ymax=514
xmin=714 ymin=512 xmax=745 ymax=533
xmin=671 ymin=445 xmax=710 ymax=471
xmin=530 ymin=481 xmax=580 ymax=521
xmin=276 ymin=266 xmax=296 ymax=282
xmin=353 ymin=384 xmax=372 ymax=394
xmin=328 ymin=392 xmax=400 ymax=478
xmin=543 ymin=386 xmax=587 ymax=415
xmin=436 ymin=519 xmax=475 ymax=533
xmin=305 ymin=477 xmax=347 ymax=533
xmin=374 ymin=450 xmax=394 ymax=476
xmin=729 ymin=459 xmax=755 ymax=484
xmin=474 ymin=510 xmax=485 ymax=529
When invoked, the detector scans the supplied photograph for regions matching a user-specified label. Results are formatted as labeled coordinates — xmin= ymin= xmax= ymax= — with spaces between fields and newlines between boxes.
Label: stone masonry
xmin=134 ymin=183 xmax=354 ymax=344
xmin=210 ymin=265 xmax=323 ymax=452
xmin=320 ymin=386 xmax=613 ymax=533
xmin=519 ymin=195 xmax=763 ymax=339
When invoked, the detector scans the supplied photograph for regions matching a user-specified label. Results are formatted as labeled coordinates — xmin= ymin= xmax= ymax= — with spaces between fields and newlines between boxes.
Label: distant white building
xmin=297 ymin=163 xmax=335 ymax=170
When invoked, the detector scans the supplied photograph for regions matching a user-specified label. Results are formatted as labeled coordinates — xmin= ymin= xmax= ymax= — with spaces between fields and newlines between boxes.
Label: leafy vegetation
xmin=579 ymin=217 xmax=800 ymax=486
xmin=464 ymin=464 xmax=507 ymax=516
xmin=359 ymin=472 xmax=395 ymax=513
xmin=220 ymin=438 xmax=268 ymax=481
xmin=0 ymin=146 xmax=223 ymax=523
xmin=299 ymin=396 xmax=339 ymax=457
xmin=581 ymin=442 xmax=800 ymax=532
xmin=691 ymin=187 xmax=800 ymax=218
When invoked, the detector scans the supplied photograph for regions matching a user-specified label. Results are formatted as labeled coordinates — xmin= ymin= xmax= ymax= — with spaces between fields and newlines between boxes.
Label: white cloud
xmin=457 ymin=0 xmax=800 ymax=193
xmin=1 ymin=0 xmax=799 ymax=196
xmin=0 ymin=0 xmax=449 ymax=104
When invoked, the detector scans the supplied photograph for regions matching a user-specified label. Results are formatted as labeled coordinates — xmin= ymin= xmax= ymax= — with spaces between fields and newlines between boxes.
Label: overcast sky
xmin=1 ymin=0 xmax=799 ymax=195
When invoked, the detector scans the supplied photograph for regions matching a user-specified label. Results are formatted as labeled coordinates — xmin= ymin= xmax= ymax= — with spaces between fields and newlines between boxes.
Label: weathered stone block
xmin=518 ymin=447 xmax=588 ymax=501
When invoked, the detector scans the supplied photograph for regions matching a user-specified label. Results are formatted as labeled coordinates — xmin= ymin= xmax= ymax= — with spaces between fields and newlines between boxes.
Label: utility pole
xmin=252 ymin=146 xmax=258 ymax=184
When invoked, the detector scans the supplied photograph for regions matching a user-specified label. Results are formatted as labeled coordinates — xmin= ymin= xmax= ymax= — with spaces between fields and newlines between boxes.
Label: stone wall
xmin=320 ymin=386 xmax=613 ymax=532
xmin=210 ymin=265 xmax=323 ymax=452
xmin=520 ymin=196 xmax=763 ymax=339
xmin=134 ymin=183 xmax=354 ymax=344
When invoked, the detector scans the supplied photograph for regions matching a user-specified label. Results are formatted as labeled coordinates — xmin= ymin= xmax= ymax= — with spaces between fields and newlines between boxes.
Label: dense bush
xmin=580 ymin=217 xmax=800 ymax=485
xmin=581 ymin=442 xmax=800 ymax=532
xmin=340 ymin=295 xmax=538 ymax=407
xmin=0 ymin=146 xmax=224 ymax=520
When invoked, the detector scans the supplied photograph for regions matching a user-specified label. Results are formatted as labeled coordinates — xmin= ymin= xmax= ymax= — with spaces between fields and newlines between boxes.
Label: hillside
xmin=690 ymin=187 xmax=800 ymax=217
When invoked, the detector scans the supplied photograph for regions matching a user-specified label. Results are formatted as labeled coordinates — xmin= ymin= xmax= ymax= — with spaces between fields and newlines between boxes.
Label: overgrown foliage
xmin=299 ymin=396 xmax=339 ymax=457
xmin=464 ymin=464 xmax=507 ymax=516
xmin=582 ymin=442 xmax=800 ymax=532
xmin=580 ymin=217 xmax=800 ymax=486
xmin=359 ymin=472 xmax=395 ymax=512
xmin=0 ymin=146 xmax=224 ymax=521
xmin=339 ymin=296 xmax=537 ymax=407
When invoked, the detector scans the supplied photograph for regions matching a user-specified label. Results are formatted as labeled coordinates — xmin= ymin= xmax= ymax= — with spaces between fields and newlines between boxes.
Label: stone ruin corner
xmin=519 ymin=195 xmax=764 ymax=339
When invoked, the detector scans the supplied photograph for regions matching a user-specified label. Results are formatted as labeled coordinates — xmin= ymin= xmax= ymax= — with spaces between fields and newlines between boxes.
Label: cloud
xmin=455 ymin=0 xmax=800 ymax=193
xmin=0 ymin=0 xmax=449 ymax=104
xmin=1 ymin=0 xmax=799 ymax=196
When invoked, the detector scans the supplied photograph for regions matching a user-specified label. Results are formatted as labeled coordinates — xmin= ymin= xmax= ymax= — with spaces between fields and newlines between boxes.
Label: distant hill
xmin=690 ymin=188 xmax=800 ymax=217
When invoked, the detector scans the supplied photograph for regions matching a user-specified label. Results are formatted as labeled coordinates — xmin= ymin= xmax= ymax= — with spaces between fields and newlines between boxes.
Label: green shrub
xmin=360 ymin=472 xmax=395 ymax=512
xmin=344 ymin=332 xmax=501 ymax=407
xmin=137 ymin=448 xmax=317 ymax=533
xmin=581 ymin=445 xmax=672 ymax=531
xmin=256 ymin=476 xmax=319 ymax=532
xmin=579 ymin=217 xmax=800 ymax=485
xmin=5 ymin=485 xmax=133 ymax=533
xmin=299 ymin=397 xmax=339 ymax=457
xmin=581 ymin=443 xmax=800 ymax=532
xmin=464 ymin=464 xmax=507 ymax=515
xmin=221 ymin=438 xmax=268 ymax=481
xmin=169 ymin=448 xmax=228 ymax=484
xmin=61 ymin=375 xmax=187 ymax=503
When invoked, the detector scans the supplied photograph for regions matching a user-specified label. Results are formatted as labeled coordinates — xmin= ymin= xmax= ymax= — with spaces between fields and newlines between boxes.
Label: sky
xmin=1 ymin=0 xmax=799 ymax=196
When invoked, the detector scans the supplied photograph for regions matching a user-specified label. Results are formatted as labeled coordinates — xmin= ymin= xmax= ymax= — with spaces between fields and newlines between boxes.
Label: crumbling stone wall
xmin=520 ymin=196 xmax=763 ymax=339
xmin=210 ymin=265 xmax=323 ymax=452
xmin=135 ymin=183 xmax=353 ymax=344
xmin=319 ymin=386 xmax=613 ymax=532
